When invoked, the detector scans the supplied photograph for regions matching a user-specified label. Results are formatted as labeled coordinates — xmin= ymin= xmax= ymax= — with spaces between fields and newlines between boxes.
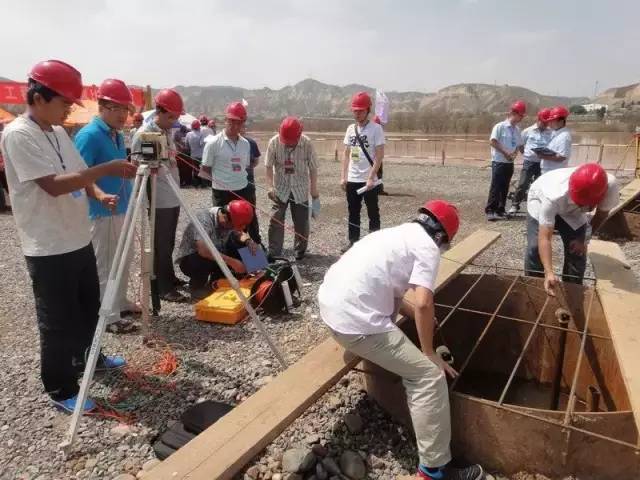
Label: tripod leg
xmin=148 ymin=171 xmax=161 ymax=315
xmin=61 ymin=167 xmax=151 ymax=452
xmin=160 ymin=165 xmax=288 ymax=368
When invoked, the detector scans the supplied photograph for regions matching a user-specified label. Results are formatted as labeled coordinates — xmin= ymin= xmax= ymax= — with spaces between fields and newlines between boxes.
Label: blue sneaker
xmin=95 ymin=354 xmax=127 ymax=372
xmin=52 ymin=395 xmax=96 ymax=414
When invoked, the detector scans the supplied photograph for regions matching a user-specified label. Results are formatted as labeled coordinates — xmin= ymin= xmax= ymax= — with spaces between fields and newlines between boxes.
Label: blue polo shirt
xmin=75 ymin=117 xmax=133 ymax=219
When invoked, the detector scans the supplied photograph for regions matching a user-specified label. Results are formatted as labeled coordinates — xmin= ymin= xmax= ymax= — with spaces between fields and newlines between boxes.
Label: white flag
xmin=375 ymin=91 xmax=389 ymax=124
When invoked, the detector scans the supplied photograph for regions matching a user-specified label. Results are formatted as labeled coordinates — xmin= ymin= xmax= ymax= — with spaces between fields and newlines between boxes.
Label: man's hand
xmin=246 ymin=239 xmax=258 ymax=255
xmin=105 ymin=160 xmax=137 ymax=178
xmin=340 ymin=178 xmax=347 ymax=192
xmin=426 ymin=352 xmax=458 ymax=379
xmin=268 ymin=189 xmax=279 ymax=203
xmin=227 ymin=258 xmax=246 ymax=274
xmin=569 ymin=240 xmax=587 ymax=256
xmin=99 ymin=193 xmax=119 ymax=212
xmin=544 ymin=271 xmax=559 ymax=297
xmin=365 ymin=177 xmax=375 ymax=191
xmin=507 ymin=150 xmax=518 ymax=161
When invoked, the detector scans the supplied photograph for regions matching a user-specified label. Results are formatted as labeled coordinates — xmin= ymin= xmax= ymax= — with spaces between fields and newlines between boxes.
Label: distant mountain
xmin=170 ymin=79 xmax=587 ymax=119
xmin=595 ymin=83 xmax=640 ymax=108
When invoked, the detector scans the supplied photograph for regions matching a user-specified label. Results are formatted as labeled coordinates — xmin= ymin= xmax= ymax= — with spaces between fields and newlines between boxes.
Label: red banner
xmin=0 ymin=81 xmax=145 ymax=107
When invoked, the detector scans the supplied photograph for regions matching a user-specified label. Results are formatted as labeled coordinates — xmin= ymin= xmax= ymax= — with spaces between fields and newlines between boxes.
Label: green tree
xmin=569 ymin=105 xmax=587 ymax=115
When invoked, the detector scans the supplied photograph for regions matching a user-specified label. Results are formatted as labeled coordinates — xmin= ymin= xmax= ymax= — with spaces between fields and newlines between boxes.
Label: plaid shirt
xmin=265 ymin=134 xmax=318 ymax=204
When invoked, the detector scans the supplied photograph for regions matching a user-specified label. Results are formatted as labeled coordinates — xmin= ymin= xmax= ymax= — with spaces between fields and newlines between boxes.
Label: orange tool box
xmin=194 ymin=277 xmax=258 ymax=325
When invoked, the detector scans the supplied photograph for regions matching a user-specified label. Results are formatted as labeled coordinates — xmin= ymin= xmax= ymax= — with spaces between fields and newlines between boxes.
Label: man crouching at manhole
xmin=318 ymin=200 xmax=486 ymax=480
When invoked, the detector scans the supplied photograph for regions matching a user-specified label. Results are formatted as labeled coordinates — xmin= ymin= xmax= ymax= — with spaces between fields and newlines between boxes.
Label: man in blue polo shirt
xmin=75 ymin=79 xmax=140 ymax=333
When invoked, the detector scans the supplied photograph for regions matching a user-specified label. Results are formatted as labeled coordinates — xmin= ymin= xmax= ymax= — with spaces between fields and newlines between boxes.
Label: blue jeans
xmin=525 ymin=215 xmax=587 ymax=284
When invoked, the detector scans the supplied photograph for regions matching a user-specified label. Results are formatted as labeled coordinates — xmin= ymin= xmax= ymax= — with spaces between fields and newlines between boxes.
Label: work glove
xmin=311 ymin=197 xmax=321 ymax=219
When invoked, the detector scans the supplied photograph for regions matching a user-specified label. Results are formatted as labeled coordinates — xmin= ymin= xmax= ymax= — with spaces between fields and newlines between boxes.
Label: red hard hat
xmin=29 ymin=59 xmax=84 ymax=106
xmin=279 ymin=116 xmax=303 ymax=146
xmin=191 ymin=119 xmax=201 ymax=130
xmin=511 ymin=100 xmax=527 ymax=115
xmin=537 ymin=108 xmax=552 ymax=122
xmin=548 ymin=105 xmax=570 ymax=121
xmin=225 ymin=102 xmax=247 ymax=121
xmin=208 ymin=119 xmax=216 ymax=127
xmin=373 ymin=115 xmax=382 ymax=125
xmin=154 ymin=89 xmax=184 ymax=115
xmin=569 ymin=163 xmax=608 ymax=207
xmin=227 ymin=200 xmax=254 ymax=230
xmin=133 ymin=112 xmax=144 ymax=122
xmin=97 ymin=79 xmax=133 ymax=107
xmin=421 ymin=199 xmax=460 ymax=241
xmin=351 ymin=91 xmax=372 ymax=111
xmin=199 ymin=115 xmax=209 ymax=124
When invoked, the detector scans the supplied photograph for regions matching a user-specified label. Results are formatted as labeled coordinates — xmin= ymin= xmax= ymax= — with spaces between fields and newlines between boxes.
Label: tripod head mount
xmin=138 ymin=132 xmax=169 ymax=167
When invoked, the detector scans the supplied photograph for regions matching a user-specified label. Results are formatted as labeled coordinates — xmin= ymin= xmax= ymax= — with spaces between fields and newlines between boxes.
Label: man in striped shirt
xmin=265 ymin=117 xmax=319 ymax=261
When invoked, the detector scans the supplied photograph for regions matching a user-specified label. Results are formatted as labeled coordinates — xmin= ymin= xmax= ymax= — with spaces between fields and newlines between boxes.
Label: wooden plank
xmin=606 ymin=178 xmax=640 ymax=218
xmin=148 ymin=229 xmax=501 ymax=480
xmin=589 ymin=240 xmax=640 ymax=438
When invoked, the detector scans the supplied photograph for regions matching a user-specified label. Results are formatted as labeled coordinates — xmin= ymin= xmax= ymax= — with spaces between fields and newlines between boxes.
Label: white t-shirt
xmin=318 ymin=223 xmax=440 ymax=335
xmin=541 ymin=127 xmax=571 ymax=173
xmin=343 ymin=121 xmax=385 ymax=183
xmin=527 ymin=167 xmax=619 ymax=230
xmin=0 ymin=116 xmax=92 ymax=256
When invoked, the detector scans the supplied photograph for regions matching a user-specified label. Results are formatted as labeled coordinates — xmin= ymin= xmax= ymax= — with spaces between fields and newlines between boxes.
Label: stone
xmin=368 ymin=454 xmax=385 ymax=469
xmin=282 ymin=448 xmax=316 ymax=473
xmin=327 ymin=395 xmax=342 ymax=410
xmin=340 ymin=451 xmax=366 ymax=480
xmin=253 ymin=375 xmax=274 ymax=388
xmin=84 ymin=457 xmax=98 ymax=470
xmin=136 ymin=471 xmax=147 ymax=479
xmin=315 ymin=462 xmax=328 ymax=480
xmin=343 ymin=413 xmax=363 ymax=434
xmin=112 ymin=475 xmax=136 ymax=480
xmin=305 ymin=434 xmax=321 ymax=445
xmin=321 ymin=457 xmax=342 ymax=476
xmin=111 ymin=424 xmax=132 ymax=437
xmin=142 ymin=459 xmax=160 ymax=472
xmin=246 ymin=465 xmax=260 ymax=479
xmin=283 ymin=475 xmax=303 ymax=480
xmin=311 ymin=444 xmax=328 ymax=458
xmin=271 ymin=474 xmax=282 ymax=480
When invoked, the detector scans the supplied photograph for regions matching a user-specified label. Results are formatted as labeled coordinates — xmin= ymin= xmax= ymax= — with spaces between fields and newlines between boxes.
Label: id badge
xmin=350 ymin=147 xmax=361 ymax=163
xmin=231 ymin=156 xmax=242 ymax=173
xmin=284 ymin=155 xmax=295 ymax=175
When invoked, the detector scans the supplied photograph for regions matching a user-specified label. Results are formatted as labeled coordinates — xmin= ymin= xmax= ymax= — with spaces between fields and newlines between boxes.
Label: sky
xmin=1 ymin=0 xmax=638 ymax=97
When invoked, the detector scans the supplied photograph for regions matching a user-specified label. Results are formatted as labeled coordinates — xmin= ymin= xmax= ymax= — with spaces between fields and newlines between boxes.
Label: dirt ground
xmin=0 ymin=158 xmax=635 ymax=479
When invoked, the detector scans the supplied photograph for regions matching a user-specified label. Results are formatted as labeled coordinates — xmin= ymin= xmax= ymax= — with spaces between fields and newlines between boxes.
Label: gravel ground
xmin=0 ymin=159 xmax=636 ymax=480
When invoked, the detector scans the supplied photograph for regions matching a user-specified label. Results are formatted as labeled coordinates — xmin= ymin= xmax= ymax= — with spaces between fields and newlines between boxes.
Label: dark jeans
xmin=154 ymin=207 xmax=180 ymax=295
xmin=525 ymin=215 xmax=587 ymax=284
xmin=512 ymin=161 xmax=541 ymax=206
xmin=176 ymin=153 xmax=193 ymax=187
xmin=212 ymin=185 xmax=261 ymax=244
xmin=268 ymin=194 xmax=309 ymax=257
xmin=25 ymin=244 xmax=100 ymax=401
xmin=346 ymin=181 xmax=380 ymax=243
xmin=179 ymin=253 xmax=225 ymax=289
xmin=378 ymin=162 xmax=383 ymax=180
xmin=485 ymin=162 xmax=514 ymax=215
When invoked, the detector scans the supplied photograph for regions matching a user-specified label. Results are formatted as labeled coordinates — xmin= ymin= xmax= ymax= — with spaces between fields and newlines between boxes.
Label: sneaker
xmin=418 ymin=464 xmax=484 ymax=480
xmin=106 ymin=319 xmax=139 ymax=334
xmin=173 ymin=278 xmax=188 ymax=287
xmin=95 ymin=354 xmax=126 ymax=372
xmin=486 ymin=212 xmax=498 ymax=222
xmin=161 ymin=289 xmax=188 ymax=303
xmin=51 ymin=395 xmax=96 ymax=414
xmin=495 ymin=212 xmax=507 ymax=221
xmin=507 ymin=204 xmax=520 ymax=215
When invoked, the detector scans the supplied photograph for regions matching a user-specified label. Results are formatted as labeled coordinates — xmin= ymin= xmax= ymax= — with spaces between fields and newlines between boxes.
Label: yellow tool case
xmin=194 ymin=277 xmax=258 ymax=325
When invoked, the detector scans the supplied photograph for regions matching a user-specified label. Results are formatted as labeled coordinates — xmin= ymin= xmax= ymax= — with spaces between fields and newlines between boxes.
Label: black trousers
xmin=346 ymin=181 xmax=380 ymax=243
xmin=154 ymin=207 xmax=180 ymax=295
xmin=179 ymin=253 xmax=225 ymax=289
xmin=512 ymin=161 xmax=541 ymax=206
xmin=212 ymin=185 xmax=261 ymax=244
xmin=485 ymin=162 xmax=514 ymax=215
xmin=25 ymin=243 xmax=100 ymax=401
xmin=176 ymin=153 xmax=193 ymax=187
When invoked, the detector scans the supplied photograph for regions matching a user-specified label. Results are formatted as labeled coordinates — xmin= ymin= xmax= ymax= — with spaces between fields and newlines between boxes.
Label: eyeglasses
xmin=103 ymin=104 xmax=132 ymax=114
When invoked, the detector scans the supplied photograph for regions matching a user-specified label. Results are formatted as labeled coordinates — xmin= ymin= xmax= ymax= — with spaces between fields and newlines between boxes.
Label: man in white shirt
xmin=265 ymin=116 xmax=319 ymax=260
xmin=202 ymin=102 xmax=259 ymax=243
xmin=0 ymin=60 xmax=136 ymax=413
xmin=525 ymin=163 xmax=619 ymax=295
xmin=341 ymin=91 xmax=385 ymax=252
xmin=486 ymin=101 xmax=525 ymax=221
xmin=199 ymin=115 xmax=215 ymax=138
xmin=131 ymin=89 xmax=187 ymax=303
xmin=507 ymin=108 xmax=553 ymax=215
xmin=538 ymin=106 xmax=571 ymax=174
xmin=185 ymin=119 xmax=206 ymax=188
xmin=319 ymin=200 xmax=484 ymax=480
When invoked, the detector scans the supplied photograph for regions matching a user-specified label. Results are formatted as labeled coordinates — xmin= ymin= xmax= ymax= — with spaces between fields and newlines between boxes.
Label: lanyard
xmin=30 ymin=115 xmax=66 ymax=171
